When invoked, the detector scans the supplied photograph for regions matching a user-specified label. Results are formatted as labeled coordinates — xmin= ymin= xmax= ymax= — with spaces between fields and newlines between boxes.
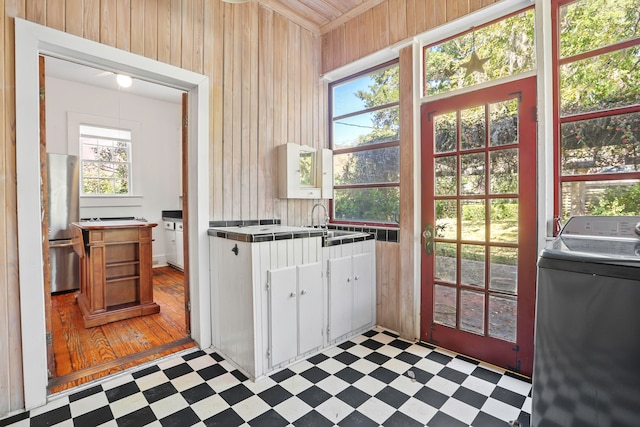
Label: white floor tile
xmin=109 ymin=392 xmax=148 ymax=419
xmin=232 ymin=395 xmax=271 ymax=421
xmin=149 ymin=394 xmax=189 ymax=420
xmin=190 ymin=394 xmax=230 ymax=421
xmin=356 ymin=397 xmax=396 ymax=424
xmin=440 ymin=396 xmax=480 ymax=424
xmin=315 ymin=396 xmax=356 ymax=424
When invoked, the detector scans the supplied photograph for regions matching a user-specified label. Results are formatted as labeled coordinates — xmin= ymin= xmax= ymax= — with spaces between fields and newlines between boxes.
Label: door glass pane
xmin=461 ymin=199 xmax=485 ymax=241
xmin=434 ymin=285 xmax=456 ymax=328
xmin=434 ymin=112 xmax=457 ymax=153
xmin=435 ymin=242 xmax=456 ymax=284
xmin=489 ymin=295 xmax=516 ymax=342
xmin=435 ymin=200 xmax=457 ymax=240
xmin=461 ymin=244 xmax=485 ymax=288
xmin=490 ymin=148 xmax=518 ymax=194
xmin=435 ymin=156 xmax=457 ymax=196
xmin=489 ymin=247 xmax=518 ymax=295
xmin=460 ymin=153 xmax=486 ymax=195
xmin=461 ymin=106 xmax=486 ymax=150
xmin=489 ymin=99 xmax=519 ymax=147
xmin=460 ymin=290 xmax=484 ymax=335
xmin=490 ymin=199 xmax=518 ymax=243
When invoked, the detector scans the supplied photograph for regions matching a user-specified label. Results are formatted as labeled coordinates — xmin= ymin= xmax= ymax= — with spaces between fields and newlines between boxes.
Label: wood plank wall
xmin=0 ymin=0 xmax=323 ymax=416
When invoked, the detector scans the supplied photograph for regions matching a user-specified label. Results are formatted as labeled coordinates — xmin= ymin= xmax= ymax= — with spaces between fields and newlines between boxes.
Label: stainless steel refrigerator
xmin=47 ymin=153 xmax=80 ymax=293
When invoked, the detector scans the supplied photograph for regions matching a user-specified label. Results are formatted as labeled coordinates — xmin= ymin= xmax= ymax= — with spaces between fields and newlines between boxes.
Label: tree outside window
xmin=330 ymin=61 xmax=400 ymax=224
xmin=80 ymin=125 xmax=132 ymax=195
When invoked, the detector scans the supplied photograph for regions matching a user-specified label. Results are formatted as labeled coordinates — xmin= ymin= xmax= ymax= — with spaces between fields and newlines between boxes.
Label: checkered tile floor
xmin=1 ymin=328 xmax=531 ymax=427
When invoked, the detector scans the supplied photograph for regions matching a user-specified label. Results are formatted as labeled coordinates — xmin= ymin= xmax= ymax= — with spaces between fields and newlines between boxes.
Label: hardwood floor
xmin=49 ymin=266 xmax=195 ymax=394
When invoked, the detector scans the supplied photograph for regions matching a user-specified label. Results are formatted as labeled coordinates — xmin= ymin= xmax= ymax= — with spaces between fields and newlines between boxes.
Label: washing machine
xmin=533 ymin=216 xmax=640 ymax=427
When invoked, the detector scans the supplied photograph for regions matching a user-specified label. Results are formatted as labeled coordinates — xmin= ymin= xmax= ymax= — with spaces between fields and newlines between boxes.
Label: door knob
xmin=423 ymin=224 xmax=434 ymax=255
xmin=301 ymin=290 xmax=308 ymax=295
xmin=290 ymin=292 xmax=296 ymax=297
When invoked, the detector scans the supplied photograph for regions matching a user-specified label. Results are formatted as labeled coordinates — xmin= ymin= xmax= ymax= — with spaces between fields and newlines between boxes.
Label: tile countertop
xmin=207 ymin=224 xmax=325 ymax=243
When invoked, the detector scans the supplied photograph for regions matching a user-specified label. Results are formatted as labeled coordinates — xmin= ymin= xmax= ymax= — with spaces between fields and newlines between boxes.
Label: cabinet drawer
xmin=176 ymin=222 xmax=183 ymax=231
xmin=104 ymin=228 xmax=139 ymax=243
xmin=164 ymin=221 xmax=175 ymax=230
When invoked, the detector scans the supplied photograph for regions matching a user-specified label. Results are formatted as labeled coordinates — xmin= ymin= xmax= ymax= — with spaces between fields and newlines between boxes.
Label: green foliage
xmin=590 ymin=182 xmax=640 ymax=215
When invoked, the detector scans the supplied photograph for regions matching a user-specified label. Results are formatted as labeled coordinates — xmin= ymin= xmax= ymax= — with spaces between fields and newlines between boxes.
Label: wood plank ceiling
xmin=256 ymin=0 xmax=384 ymax=34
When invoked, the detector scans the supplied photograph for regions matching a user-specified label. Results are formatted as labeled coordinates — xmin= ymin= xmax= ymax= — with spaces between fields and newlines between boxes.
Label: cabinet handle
xmin=354 ymin=275 xmax=360 ymax=281
xmin=347 ymin=278 xmax=351 ymax=283
xmin=290 ymin=292 xmax=296 ymax=297
xmin=301 ymin=290 xmax=307 ymax=295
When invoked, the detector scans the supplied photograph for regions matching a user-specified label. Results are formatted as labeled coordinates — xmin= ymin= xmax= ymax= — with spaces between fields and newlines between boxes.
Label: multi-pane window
xmin=330 ymin=61 xmax=400 ymax=224
xmin=80 ymin=124 xmax=132 ymax=195
xmin=554 ymin=0 xmax=640 ymax=221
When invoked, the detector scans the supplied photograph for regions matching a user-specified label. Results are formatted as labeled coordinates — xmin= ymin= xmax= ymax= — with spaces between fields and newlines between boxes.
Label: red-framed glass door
xmin=420 ymin=76 xmax=537 ymax=376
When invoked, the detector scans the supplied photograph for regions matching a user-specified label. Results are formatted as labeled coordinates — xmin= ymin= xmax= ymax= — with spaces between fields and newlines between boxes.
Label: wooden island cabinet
xmin=71 ymin=220 xmax=160 ymax=328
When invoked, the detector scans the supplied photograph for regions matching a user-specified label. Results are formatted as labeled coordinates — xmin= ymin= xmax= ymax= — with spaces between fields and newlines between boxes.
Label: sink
xmin=322 ymin=229 xmax=372 ymax=246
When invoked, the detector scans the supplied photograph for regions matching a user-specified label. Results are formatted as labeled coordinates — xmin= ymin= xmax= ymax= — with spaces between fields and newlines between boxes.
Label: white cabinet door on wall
xmin=164 ymin=221 xmax=177 ymax=266
xmin=175 ymin=222 xmax=184 ymax=269
xmin=352 ymin=252 xmax=374 ymax=331
xmin=268 ymin=262 xmax=323 ymax=368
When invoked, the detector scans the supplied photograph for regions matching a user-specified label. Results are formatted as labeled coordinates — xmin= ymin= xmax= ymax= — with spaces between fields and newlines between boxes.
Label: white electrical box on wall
xmin=277 ymin=143 xmax=333 ymax=199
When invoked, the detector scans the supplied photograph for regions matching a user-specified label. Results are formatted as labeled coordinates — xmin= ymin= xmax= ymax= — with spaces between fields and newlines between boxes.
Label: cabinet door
xmin=165 ymin=223 xmax=177 ymax=265
xmin=175 ymin=222 xmax=184 ymax=269
xmin=329 ymin=256 xmax=352 ymax=341
xmin=352 ymin=252 xmax=374 ymax=331
xmin=269 ymin=267 xmax=298 ymax=367
xmin=298 ymin=263 xmax=323 ymax=354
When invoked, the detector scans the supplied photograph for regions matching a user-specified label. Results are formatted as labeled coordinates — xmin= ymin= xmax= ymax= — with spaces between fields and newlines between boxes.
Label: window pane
xmin=489 ymin=247 xmax=517 ymax=295
xmin=435 ymin=200 xmax=457 ymax=240
xmin=434 ymin=285 xmax=456 ymax=328
xmin=334 ymin=146 xmax=399 ymax=185
xmin=560 ymin=47 xmax=640 ymax=116
xmin=490 ymin=99 xmax=519 ymax=147
xmin=434 ymin=112 xmax=457 ymax=153
xmin=561 ymin=180 xmax=640 ymax=220
xmin=560 ymin=0 xmax=640 ymax=58
xmin=490 ymin=199 xmax=518 ymax=243
xmin=561 ymin=112 xmax=640 ymax=176
xmin=461 ymin=106 xmax=486 ymax=150
xmin=333 ymin=187 xmax=399 ymax=223
xmin=460 ymin=290 xmax=484 ymax=335
xmin=490 ymin=148 xmax=519 ymax=194
xmin=435 ymin=156 xmax=457 ymax=196
xmin=332 ymin=64 xmax=399 ymax=117
xmin=461 ymin=244 xmax=485 ymax=288
xmin=333 ymin=106 xmax=399 ymax=149
xmin=435 ymin=242 xmax=456 ymax=284
xmin=460 ymin=153 xmax=486 ymax=195
xmin=424 ymin=10 xmax=535 ymax=96
xmin=489 ymin=295 xmax=516 ymax=342
xmin=461 ymin=199 xmax=485 ymax=242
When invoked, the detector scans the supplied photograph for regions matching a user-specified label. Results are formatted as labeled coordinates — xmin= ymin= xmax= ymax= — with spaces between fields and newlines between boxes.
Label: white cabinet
xmin=268 ymin=263 xmax=323 ymax=367
xmin=327 ymin=241 xmax=376 ymax=342
xmin=164 ymin=221 xmax=177 ymax=266
xmin=175 ymin=221 xmax=184 ymax=269
xmin=277 ymin=143 xmax=333 ymax=199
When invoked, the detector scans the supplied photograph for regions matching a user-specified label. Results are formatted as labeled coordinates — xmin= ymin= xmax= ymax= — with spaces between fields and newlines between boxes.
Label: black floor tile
xmin=336 ymin=386 xmax=370 ymax=408
xmin=471 ymin=411 xmax=508 ymax=427
xmin=438 ymin=366 xmax=468 ymax=384
xmin=116 ymin=406 xmax=157 ymax=427
xmin=337 ymin=410 xmax=377 ymax=427
xmin=338 ymin=341 xmax=356 ymax=350
xmin=427 ymin=411 xmax=468 ymax=427
xmin=491 ymin=386 xmax=527 ymax=408
xmin=294 ymin=409 xmax=334 ymax=427
xmin=381 ymin=330 xmax=399 ymax=338
xmin=230 ymin=369 xmax=249 ymax=382
xmin=307 ymin=353 xmax=329 ymax=365
xmin=248 ymin=409 xmax=289 ymax=427
xmin=0 ymin=411 xmax=29 ymax=427
xmin=362 ymin=330 xmax=378 ymax=337
xmin=219 ymin=384 xmax=253 ymax=406
xmin=183 ymin=350 xmax=207 ymax=361
xmin=258 ymin=384 xmax=293 ymax=407
xmin=297 ymin=385 xmax=331 ymax=408
xmin=143 ymin=382 xmax=179 ymax=404
xmin=471 ymin=366 xmax=502 ymax=384
xmin=335 ymin=367 xmax=365 ymax=384
xmin=164 ymin=363 xmax=194 ymax=380
xmin=160 ymin=407 xmax=200 ymax=427
xmin=455 ymin=354 xmax=480 ymax=365
xmin=333 ymin=351 xmax=359 ymax=365
xmin=360 ymin=339 xmax=384 ymax=350
xmin=181 ymin=382 xmax=216 ymax=405
xmin=73 ymin=405 xmax=114 ymax=427
xmin=69 ymin=385 xmax=103 ymax=402
xmin=30 ymin=405 xmax=71 ymax=427
xmin=369 ymin=367 xmax=398 ymax=384
xmin=105 ymin=381 xmax=140 ymax=403
xmin=203 ymin=408 xmax=244 ymax=427
xmin=426 ymin=351 xmax=453 ymax=365
xmin=383 ymin=411 xmax=424 ymax=427
xmin=364 ymin=351 xmax=390 ymax=365
xmin=270 ymin=368 xmax=295 ymax=383
xmin=452 ymin=386 xmax=488 ymax=409
xmin=413 ymin=387 xmax=449 ymax=409
xmin=132 ymin=365 xmax=161 ymax=379
xmin=374 ymin=386 xmax=410 ymax=409
xmin=388 ymin=339 xmax=412 ymax=350
xmin=395 ymin=351 xmax=421 ymax=365
xmin=404 ymin=367 xmax=434 ymax=384
xmin=197 ymin=363 xmax=228 ymax=381
xmin=210 ymin=352 xmax=225 ymax=362
xmin=300 ymin=366 xmax=330 ymax=384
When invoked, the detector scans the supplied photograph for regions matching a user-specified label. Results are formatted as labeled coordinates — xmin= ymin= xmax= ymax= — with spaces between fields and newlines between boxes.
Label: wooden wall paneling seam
xmin=209 ymin=0 xmax=224 ymax=220
xmin=100 ymin=0 xmax=117 ymax=47
xmin=192 ymin=0 xmax=204 ymax=74
xmin=222 ymin=2 xmax=233 ymax=220
xmin=157 ymin=0 xmax=171 ymax=63
xmin=345 ymin=19 xmax=359 ymax=65
xmin=275 ymin=13 xmax=288 ymax=225
xmin=180 ymin=0 xmax=193 ymax=71
xmin=406 ymin=0 xmax=416 ymax=39
xmin=83 ymin=0 xmax=100 ymax=42
xmin=240 ymin=3 xmax=251 ymax=219
xmin=398 ymin=45 xmax=415 ymax=339
xmin=26 ymin=0 xmax=45 ymax=24
xmin=249 ymin=2 xmax=259 ymax=220
xmin=286 ymin=21 xmax=298 ymax=224
xmin=446 ymin=0 xmax=468 ymax=22
xmin=415 ymin=0 xmax=429 ymax=35
xmin=320 ymin=30 xmax=331 ymax=75
xmin=258 ymin=6 xmax=274 ymax=220
xmin=169 ymin=0 xmax=182 ymax=67
xmin=231 ymin=4 xmax=242 ymax=219
xmin=46 ymin=0 xmax=65 ymax=31
xmin=470 ymin=0 xmax=485 ymax=13
xmin=390 ymin=0 xmax=408 ymax=45
xmin=433 ymin=0 xmax=446 ymax=27
xmin=357 ymin=11 xmax=369 ymax=59
xmin=130 ymin=0 xmax=145 ymax=55
xmin=116 ymin=0 xmax=132 ymax=52
xmin=65 ymin=0 xmax=83 ymax=37
xmin=4 ymin=0 xmax=25 ymax=412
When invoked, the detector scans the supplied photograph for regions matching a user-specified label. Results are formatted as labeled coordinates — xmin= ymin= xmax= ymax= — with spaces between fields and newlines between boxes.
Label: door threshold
xmin=47 ymin=337 xmax=195 ymax=394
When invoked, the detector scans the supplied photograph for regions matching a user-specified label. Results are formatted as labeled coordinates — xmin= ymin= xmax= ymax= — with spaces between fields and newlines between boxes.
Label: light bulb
xmin=116 ymin=74 xmax=133 ymax=88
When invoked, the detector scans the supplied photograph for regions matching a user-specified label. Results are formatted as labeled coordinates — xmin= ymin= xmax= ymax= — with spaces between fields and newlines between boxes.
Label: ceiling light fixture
xmin=116 ymin=74 xmax=133 ymax=88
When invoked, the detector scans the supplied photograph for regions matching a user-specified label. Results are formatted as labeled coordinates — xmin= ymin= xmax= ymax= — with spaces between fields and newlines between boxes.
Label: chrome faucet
xmin=311 ymin=203 xmax=329 ymax=229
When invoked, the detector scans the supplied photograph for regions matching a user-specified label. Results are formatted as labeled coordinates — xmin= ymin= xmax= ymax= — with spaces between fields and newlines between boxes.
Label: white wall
xmin=45 ymin=75 xmax=182 ymax=266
